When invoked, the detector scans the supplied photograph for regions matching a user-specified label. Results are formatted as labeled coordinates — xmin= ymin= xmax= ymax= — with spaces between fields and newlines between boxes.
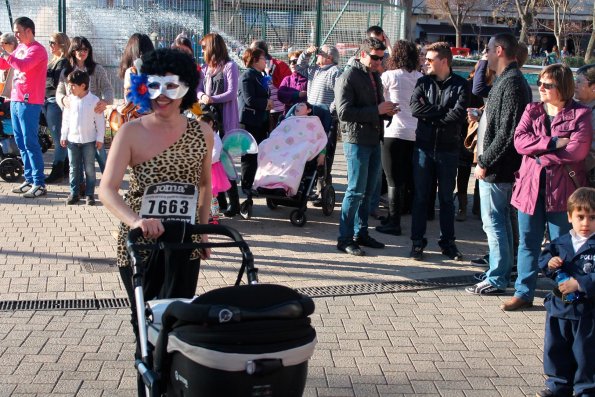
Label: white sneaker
xmin=12 ymin=182 xmax=32 ymax=194
xmin=23 ymin=185 xmax=47 ymax=198
xmin=465 ymin=280 xmax=505 ymax=295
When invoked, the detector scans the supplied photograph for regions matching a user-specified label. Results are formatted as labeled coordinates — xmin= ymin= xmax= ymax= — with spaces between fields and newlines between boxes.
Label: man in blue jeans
xmin=334 ymin=37 xmax=397 ymax=256
xmin=465 ymin=33 xmax=529 ymax=300
xmin=0 ymin=17 xmax=48 ymax=197
xmin=409 ymin=42 xmax=468 ymax=261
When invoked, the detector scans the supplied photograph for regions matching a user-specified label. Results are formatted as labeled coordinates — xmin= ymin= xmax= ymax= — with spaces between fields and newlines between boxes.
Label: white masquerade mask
xmin=147 ymin=75 xmax=189 ymax=100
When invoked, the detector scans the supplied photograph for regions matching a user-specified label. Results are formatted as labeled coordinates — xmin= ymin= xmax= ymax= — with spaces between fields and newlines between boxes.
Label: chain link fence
xmin=2 ymin=0 xmax=404 ymax=99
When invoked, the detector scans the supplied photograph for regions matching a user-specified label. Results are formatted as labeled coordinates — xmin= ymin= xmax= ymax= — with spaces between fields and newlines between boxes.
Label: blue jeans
xmin=42 ymin=99 xmax=67 ymax=164
xmin=10 ymin=101 xmax=45 ymax=186
xmin=68 ymin=142 xmax=97 ymax=197
xmin=338 ymin=142 xmax=382 ymax=243
xmin=411 ymin=147 xmax=458 ymax=243
xmin=515 ymin=192 xmax=570 ymax=302
xmin=480 ymin=181 xmax=514 ymax=290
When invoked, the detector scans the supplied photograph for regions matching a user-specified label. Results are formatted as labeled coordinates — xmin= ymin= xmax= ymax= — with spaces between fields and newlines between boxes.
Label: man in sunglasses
xmin=465 ymin=33 xmax=530 ymax=302
xmin=0 ymin=16 xmax=48 ymax=198
xmin=334 ymin=37 xmax=397 ymax=256
xmin=409 ymin=42 xmax=468 ymax=262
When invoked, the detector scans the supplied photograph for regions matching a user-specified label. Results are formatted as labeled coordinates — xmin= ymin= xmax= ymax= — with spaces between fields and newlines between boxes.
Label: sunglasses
xmin=537 ymin=80 xmax=557 ymax=90
xmin=49 ymin=41 xmax=56 ymax=46
xmin=75 ymin=47 xmax=89 ymax=53
xmin=367 ymin=53 xmax=383 ymax=61
xmin=289 ymin=59 xmax=298 ymax=65
xmin=425 ymin=57 xmax=439 ymax=64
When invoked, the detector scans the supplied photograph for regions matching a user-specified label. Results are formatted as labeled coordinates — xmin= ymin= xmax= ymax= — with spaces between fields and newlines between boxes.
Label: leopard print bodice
xmin=116 ymin=119 xmax=207 ymax=267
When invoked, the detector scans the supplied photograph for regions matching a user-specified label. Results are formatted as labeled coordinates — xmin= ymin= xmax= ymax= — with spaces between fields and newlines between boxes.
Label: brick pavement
xmin=0 ymin=144 xmax=552 ymax=396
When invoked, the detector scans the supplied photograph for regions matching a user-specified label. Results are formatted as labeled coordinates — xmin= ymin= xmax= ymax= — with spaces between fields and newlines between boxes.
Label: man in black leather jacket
xmin=409 ymin=42 xmax=468 ymax=261
xmin=334 ymin=37 xmax=397 ymax=256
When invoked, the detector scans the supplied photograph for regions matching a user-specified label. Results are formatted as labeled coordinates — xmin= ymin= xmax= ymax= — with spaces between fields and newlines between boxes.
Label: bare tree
xmin=535 ymin=0 xmax=576 ymax=50
xmin=513 ymin=0 xmax=539 ymax=43
xmin=585 ymin=0 xmax=595 ymax=62
xmin=425 ymin=0 xmax=481 ymax=47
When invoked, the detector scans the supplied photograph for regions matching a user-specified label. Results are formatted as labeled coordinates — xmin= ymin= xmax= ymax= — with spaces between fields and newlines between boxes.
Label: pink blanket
xmin=253 ymin=116 xmax=328 ymax=196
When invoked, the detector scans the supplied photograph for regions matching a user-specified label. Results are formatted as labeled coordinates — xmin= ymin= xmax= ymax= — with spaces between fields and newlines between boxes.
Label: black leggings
xmin=241 ymin=121 xmax=269 ymax=194
xmin=381 ymin=137 xmax=414 ymax=188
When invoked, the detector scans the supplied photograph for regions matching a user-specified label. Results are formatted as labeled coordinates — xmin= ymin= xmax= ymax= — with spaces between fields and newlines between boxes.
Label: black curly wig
xmin=140 ymin=48 xmax=199 ymax=112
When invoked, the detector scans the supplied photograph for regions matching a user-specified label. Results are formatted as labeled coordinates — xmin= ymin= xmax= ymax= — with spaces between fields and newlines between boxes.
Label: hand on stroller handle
xmin=127 ymin=221 xmax=258 ymax=286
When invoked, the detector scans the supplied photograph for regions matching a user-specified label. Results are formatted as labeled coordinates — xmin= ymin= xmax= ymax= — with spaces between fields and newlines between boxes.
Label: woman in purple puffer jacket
xmin=278 ymin=51 xmax=308 ymax=114
xmin=502 ymin=64 xmax=593 ymax=312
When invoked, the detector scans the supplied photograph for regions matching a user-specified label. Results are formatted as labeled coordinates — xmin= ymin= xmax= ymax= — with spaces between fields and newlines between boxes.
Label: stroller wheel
xmin=321 ymin=185 xmax=336 ymax=216
xmin=265 ymin=198 xmax=278 ymax=210
xmin=240 ymin=199 xmax=253 ymax=220
xmin=290 ymin=210 xmax=306 ymax=227
xmin=0 ymin=158 xmax=23 ymax=182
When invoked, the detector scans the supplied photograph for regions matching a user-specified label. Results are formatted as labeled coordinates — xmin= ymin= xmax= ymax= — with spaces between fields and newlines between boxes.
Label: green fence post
xmin=315 ymin=0 xmax=323 ymax=47
xmin=203 ymin=0 xmax=211 ymax=38
xmin=59 ymin=0 xmax=66 ymax=33
xmin=379 ymin=4 xmax=384 ymax=27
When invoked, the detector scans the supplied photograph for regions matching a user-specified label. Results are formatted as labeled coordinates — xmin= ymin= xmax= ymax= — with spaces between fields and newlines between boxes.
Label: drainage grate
xmin=80 ymin=258 xmax=119 ymax=273
xmin=0 ymin=297 xmax=130 ymax=312
xmin=0 ymin=275 xmax=477 ymax=312
xmin=296 ymin=275 xmax=477 ymax=298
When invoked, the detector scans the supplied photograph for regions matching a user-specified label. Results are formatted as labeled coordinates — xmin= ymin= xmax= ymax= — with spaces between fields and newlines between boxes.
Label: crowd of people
xmin=2 ymin=16 xmax=595 ymax=397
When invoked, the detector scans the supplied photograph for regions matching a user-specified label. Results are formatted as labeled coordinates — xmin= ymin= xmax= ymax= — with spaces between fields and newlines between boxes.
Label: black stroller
xmin=127 ymin=222 xmax=317 ymax=397
xmin=0 ymin=98 xmax=52 ymax=182
xmin=239 ymin=104 xmax=336 ymax=227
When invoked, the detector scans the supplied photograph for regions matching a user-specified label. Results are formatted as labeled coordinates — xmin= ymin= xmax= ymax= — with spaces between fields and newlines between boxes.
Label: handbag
xmin=108 ymin=101 xmax=141 ymax=133
xmin=464 ymin=106 xmax=484 ymax=165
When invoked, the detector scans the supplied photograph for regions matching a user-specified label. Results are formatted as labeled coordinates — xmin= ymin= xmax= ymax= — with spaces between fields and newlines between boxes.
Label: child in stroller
xmin=241 ymin=102 xmax=336 ymax=226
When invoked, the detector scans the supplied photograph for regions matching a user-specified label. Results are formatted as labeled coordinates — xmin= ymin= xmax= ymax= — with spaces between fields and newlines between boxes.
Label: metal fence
xmin=2 ymin=0 xmax=404 ymax=99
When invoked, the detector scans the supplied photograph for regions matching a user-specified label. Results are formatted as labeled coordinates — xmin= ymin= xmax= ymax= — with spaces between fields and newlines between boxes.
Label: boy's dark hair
xmin=567 ymin=187 xmax=595 ymax=214
xmin=67 ymin=70 xmax=90 ymax=90
xmin=141 ymin=48 xmax=200 ymax=112
xmin=14 ymin=17 xmax=35 ymax=36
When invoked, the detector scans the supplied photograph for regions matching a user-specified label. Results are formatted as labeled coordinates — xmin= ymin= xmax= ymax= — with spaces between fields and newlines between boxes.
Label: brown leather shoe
xmin=500 ymin=297 xmax=533 ymax=311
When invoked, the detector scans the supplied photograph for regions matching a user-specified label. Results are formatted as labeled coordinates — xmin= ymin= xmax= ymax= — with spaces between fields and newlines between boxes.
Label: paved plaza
xmin=0 ymin=144 xmax=553 ymax=397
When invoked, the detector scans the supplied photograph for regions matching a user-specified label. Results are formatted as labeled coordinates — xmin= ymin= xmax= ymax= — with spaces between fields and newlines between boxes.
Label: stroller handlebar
xmin=127 ymin=221 xmax=258 ymax=285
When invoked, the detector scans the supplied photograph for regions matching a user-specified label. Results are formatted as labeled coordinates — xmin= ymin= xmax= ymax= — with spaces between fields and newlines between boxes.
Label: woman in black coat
xmin=238 ymin=47 xmax=271 ymax=202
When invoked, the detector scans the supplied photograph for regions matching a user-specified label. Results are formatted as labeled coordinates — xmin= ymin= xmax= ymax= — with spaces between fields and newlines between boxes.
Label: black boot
xmin=376 ymin=186 xmax=402 ymax=235
xmin=217 ymin=192 xmax=228 ymax=212
xmin=45 ymin=161 xmax=65 ymax=184
xmin=223 ymin=180 xmax=240 ymax=217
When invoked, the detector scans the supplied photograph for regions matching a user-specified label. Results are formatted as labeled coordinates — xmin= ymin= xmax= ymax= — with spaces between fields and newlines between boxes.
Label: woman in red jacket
xmin=503 ymin=64 xmax=593 ymax=311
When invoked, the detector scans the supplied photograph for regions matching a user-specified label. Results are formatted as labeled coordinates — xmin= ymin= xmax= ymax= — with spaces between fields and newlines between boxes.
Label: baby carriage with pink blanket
xmin=240 ymin=109 xmax=335 ymax=226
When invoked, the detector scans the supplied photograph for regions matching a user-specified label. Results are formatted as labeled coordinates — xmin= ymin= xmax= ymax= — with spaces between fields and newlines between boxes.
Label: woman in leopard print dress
xmin=99 ymin=48 xmax=213 ymax=319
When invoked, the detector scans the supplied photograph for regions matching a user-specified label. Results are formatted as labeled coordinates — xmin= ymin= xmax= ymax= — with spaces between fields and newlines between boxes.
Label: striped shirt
xmin=296 ymin=52 xmax=342 ymax=113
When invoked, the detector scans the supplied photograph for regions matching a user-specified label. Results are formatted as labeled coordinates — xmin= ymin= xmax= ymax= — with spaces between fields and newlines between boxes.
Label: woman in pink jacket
xmin=503 ymin=64 xmax=593 ymax=311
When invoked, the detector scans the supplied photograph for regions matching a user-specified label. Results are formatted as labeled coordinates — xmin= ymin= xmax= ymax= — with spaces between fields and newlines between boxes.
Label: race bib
xmin=139 ymin=182 xmax=198 ymax=224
